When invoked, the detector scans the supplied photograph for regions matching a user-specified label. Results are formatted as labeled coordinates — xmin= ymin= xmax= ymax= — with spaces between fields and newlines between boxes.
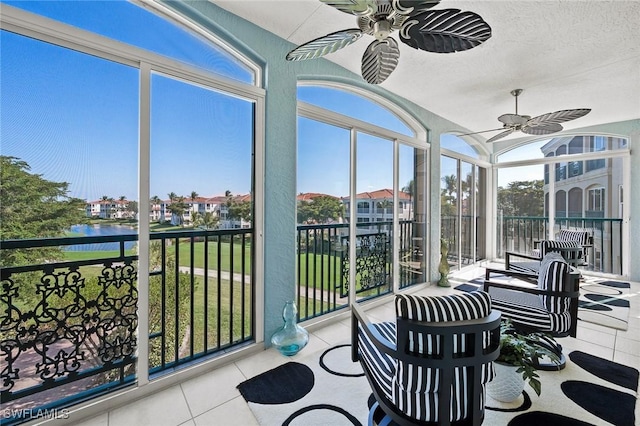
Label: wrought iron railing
xmin=0 ymin=228 xmax=253 ymax=422
xmin=296 ymin=220 xmax=424 ymax=322
xmin=441 ymin=215 xmax=478 ymax=267
xmin=498 ymin=216 xmax=623 ymax=274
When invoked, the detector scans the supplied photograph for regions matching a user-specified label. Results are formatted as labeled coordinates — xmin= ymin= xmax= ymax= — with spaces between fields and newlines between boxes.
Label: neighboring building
xmin=86 ymin=193 xmax=252 ymax=229
xmin=541 ymin=135 xmax=626 ymax=272
xmin=342 ymin=189 xmax=413 ymax=224
xmin=85 ymin=199 xmax=133 ymax=220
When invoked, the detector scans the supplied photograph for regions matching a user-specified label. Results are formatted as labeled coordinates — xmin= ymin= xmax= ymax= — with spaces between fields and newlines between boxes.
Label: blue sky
xmin=1 ymin=0 xmax=496 ymax=202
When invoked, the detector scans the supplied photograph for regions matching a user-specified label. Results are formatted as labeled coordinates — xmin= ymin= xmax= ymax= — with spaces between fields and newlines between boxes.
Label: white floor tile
xmin=69 ymin=413 xmax=108 ymax=426
xmin=575 ymin=327 xmax=616 ymax=348
xmin=234 ymin=347 xmax=288 ymax=380
xmin=193 ymin=396 xmax=258 ymax=426
xmin=108 ymin=385 xmax=191 ymax=426
xmin=615 ymin=335 xmax=640 ymax=356
xmin=310 ymin=320 xmax=351 ymax=346
xmin=181 ymin=363 xmax=246 ymax=417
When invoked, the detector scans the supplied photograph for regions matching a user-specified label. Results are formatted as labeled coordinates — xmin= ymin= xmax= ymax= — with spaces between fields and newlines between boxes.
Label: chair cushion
xmin=488 ymin=287 xmax=553 ymax=331
xmin=540 ymin=240 xmax=582 ymax=261
xmin=358 ymin=321 xmax=396 ymax=401
xmin=537 ymin=253 xmax=570 ymax=314
xmin=558 ymin=229 xmax=590 ymax=245
xmin=392 ymin=292 xmax=494 ymax=422
xmin=395 ymin=290 xmax=492 ymax=322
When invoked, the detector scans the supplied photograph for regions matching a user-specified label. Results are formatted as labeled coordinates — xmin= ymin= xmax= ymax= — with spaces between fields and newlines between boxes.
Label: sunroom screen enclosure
xmin=296 ymin=85 xmax=429 ymax=320
xmin=0 ymin=2 xmax=263 ymax=419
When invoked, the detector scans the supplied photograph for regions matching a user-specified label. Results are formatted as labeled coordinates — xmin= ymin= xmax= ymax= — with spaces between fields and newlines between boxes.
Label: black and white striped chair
xmin=484 ymin=253 xmax=581 ymax=369
xmin=510 ymin=229 xmax=593 ymax=273
xmin=351 ymin=291 xmax=501 ymax=426
xmin=506 ymin=238 xmax=586 ymax=275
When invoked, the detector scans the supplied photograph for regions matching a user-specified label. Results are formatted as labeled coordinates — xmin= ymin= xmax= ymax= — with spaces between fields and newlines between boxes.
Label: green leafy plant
xmin=496 ymin=319 xmax=561 ymax=396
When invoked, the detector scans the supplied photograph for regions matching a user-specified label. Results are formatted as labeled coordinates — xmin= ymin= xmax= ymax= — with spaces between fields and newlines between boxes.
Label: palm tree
xmin=188 ymin=191 xmax=199 ymax=225
xmin=167 ymin=196 xmax=187 ymax=227
xmin=402 ymin=179 xmax=415 ymax=220
xmin=167 ymin=192 xmax=177 ymax=202
xmin=377 ymin=199 xmax=393 ymax=220
xmin=192 ymin=211 xmax=219 ymax=230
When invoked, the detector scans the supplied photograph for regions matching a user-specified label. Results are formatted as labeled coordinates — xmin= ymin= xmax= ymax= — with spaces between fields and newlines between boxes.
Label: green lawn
xmin=148 ymin=274 xmax=253 ymax=366
xmin=176 ymin=240 xmax=252 ymax=274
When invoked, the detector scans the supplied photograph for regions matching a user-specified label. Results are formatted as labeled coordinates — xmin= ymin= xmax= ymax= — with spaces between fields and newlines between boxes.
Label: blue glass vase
xmin=271 ymin=301 xmax=309 ymax=356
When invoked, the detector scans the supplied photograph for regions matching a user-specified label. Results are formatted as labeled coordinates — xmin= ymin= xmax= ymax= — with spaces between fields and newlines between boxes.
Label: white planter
xmin=487 ymin=362 xmax=525 ymax=402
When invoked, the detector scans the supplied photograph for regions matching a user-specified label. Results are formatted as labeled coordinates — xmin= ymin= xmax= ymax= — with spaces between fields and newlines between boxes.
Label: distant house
xmin=85 ymin=199 xmax=133 ymax=219
xmin=152 ymin=194 xmax=252 ymax=228
xmin=342 ymin=188 xmax=413 ymax=224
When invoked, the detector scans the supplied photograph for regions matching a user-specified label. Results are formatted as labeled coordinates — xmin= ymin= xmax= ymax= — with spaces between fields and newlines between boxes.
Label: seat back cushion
xmin=393 ymin=291 xmax=493 ymax=422
xmin=558 ymin=229 xmax=590 ymax=245
xmin=541 ymin=239 xmax=582 ymax=262
xmin=537 ymin=253 xmax=572 ymax=332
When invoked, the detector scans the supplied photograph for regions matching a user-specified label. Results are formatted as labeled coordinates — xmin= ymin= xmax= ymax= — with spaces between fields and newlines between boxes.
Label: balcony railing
xmin=498 ymin=216 xmax=623 ymax=274
xmin=296 ymin=220 xmax=424 ymax=321
xmin=0 ymin=229 xmax=253 ymax=423
xmin=441 ymin=215 xmax=479 ymax=267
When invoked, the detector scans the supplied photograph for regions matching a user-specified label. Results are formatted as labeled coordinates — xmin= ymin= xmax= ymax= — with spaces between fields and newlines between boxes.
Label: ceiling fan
xmin=466 ymin=89 xmax=592 ymax=143
xmin=285 ymin=0 xmax=492 ymax=84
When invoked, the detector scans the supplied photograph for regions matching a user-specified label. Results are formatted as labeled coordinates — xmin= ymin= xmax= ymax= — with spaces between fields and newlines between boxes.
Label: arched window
xmin=296 ymin=82 xmax=427 ymax=317
xmin=3 ymin=1 xmax=257 ymax=84
xmin=495 ymin=134 xmax=628 ymax=274
xmin=1 ymin=1 xmax=265 ymax=406
xmin=441 ymin=134 xmax=481 ymax=158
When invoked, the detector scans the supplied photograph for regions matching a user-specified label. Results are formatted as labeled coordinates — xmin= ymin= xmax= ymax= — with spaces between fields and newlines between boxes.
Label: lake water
xmin=66 ymin=224 xmax=137 ymax=252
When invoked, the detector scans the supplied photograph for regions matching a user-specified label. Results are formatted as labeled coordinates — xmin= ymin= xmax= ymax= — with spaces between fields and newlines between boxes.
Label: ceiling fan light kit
xmin=286 ymin=0 xmax=492 ymax=84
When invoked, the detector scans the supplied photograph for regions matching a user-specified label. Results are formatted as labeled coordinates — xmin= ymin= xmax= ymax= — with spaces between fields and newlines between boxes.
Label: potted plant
xmin=487 ymin=319 xmax=561 ymax=402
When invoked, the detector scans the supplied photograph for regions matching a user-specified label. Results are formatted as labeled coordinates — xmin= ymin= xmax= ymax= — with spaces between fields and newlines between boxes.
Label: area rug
xmin=238 ymin=343 xmax=638 ymax=426
xmin=577 ymin=280 xmax=630 ymax=330
xmin=454 ymin=276 xmax=631 ymax=331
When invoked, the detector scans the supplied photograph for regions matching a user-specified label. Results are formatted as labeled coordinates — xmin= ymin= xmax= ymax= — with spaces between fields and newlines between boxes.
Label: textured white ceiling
xmin=212 ymin=0 xmax=640 ymax=142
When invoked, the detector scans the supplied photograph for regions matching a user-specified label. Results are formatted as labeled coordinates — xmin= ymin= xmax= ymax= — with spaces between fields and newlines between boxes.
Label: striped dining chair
xmin=351 ymin=291 xmax=501 ymax=426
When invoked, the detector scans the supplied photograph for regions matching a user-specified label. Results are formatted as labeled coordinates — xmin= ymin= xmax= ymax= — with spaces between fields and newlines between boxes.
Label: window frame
xmin=296 ymin=80 xmax=429 ymax=299
xmin=1 ymin=2 xmax=266 ymax=385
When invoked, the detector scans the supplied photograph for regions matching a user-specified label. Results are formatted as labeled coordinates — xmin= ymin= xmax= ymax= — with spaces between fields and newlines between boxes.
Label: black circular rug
xmin=561 ymin=380 xmax=637 ymax=426
xmin=237 ymin=362 xmax=314 ymax=404
xmin=507 ymin=411 xmax=594 ymax=426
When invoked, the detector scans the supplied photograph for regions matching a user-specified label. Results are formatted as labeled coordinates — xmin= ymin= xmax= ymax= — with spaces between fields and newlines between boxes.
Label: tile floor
xmin=71 ymin=267 xmax=640 ymax=426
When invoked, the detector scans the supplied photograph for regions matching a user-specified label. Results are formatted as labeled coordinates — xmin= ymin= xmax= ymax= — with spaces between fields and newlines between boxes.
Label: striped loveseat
xmin=351 ymin=291 xmax=501 ymax=426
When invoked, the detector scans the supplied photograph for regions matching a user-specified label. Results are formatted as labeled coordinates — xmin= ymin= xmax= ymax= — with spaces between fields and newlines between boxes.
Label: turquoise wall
xmin=164 ymin=1 xmax=640 ymax=345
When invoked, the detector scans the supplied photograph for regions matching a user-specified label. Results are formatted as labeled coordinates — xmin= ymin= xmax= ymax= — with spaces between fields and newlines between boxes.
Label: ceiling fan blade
xmin=521 ymin=123 xmax=563 ymax=136
xmin=486 ymin=128 xmax=515 ymax=143
xmin=392 ymin=0 xmax=441 ymax=15
xmin=286 ymin=29 xmax=363 ymax=61
xmin=456 ymin=127 xmax=505 ymax=137
xmin=361 ymin=38 xmax=400 ymax=84
xmin=498 ymin=114 xmax=529 ymax=127
xmin=320 ymin=0 xmax=378 ymax=16
xmin=399 ymin=9 xmax=491 ymax=53
xmin=526 ymin=108 xmax=591 ymax=127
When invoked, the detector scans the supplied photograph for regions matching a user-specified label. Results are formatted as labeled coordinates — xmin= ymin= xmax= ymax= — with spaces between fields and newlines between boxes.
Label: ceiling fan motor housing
xmin=373 ymin=20 xmax=391 ymax=41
